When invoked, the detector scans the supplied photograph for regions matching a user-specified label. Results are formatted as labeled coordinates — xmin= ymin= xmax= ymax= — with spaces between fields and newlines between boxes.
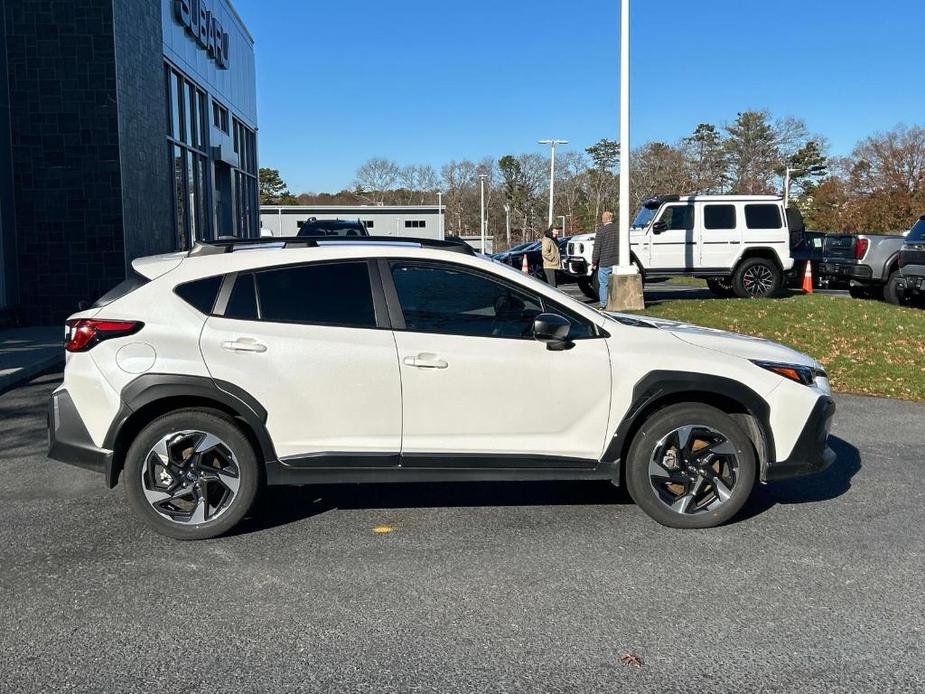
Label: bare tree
xmin=354 ymin=158 xmax=400 ymax=204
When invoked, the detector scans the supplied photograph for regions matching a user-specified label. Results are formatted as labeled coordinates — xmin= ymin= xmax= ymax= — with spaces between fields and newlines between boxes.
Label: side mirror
xmin=652 ymin=220 xmax=668 ymax=234
xmin=533 ymin=313 xmax=572 ymax=350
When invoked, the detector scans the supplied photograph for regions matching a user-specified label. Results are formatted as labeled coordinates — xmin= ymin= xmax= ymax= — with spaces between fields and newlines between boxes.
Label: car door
xmin=199 ymin=260 xmax=402 ymax=463
xmin=385 ymin=259 xmax=612 ymax=465
xmin=700 ymin=203 xmax=742 ymax=270
xmin=649 ymin=203 xmax=696 ymax=271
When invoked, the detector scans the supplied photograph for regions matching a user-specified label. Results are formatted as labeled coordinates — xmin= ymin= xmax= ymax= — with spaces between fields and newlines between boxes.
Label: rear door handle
xmin=403 ymin=354 xmax=448 ymax=369
xmin=221 ymin=339 xmax=267 ymax=353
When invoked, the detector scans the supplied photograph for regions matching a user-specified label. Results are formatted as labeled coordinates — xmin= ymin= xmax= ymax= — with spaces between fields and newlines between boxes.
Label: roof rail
xmin=188 ymin=235 xmax=477 ymax=257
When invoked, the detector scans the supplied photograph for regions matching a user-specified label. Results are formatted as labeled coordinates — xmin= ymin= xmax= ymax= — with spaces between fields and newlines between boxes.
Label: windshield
xmin=631 ymin=206 xmax=657 ymax=229
xmin=908 ymin=217 xmax=925 ymax=243
xmin=297 ymin=220 xmax=367 ymax=237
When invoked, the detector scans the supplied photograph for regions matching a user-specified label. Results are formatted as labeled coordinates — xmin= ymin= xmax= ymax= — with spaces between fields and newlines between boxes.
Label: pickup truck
xmin=897 ymin=216 xmax=925 ymax=305
xmin=819 ymin=233 xmax=907 ymax=303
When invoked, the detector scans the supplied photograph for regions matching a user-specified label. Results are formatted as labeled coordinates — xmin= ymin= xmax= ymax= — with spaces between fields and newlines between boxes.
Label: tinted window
xmin=659 ymin=205 xmax=694 ymax=230
xmin=745 ymin=204 xmax=782 ymax=229
xmin=908 ymin=218 xmax=925 ymax=243
xmin=175 ymin=275 xmax=221 ymax=314
xmin=256 ymin=262 xmax=376 ymax=327
xmin=297 ymin=220 xmax=368 ymax=237
xmin=704 ymin=205 xmax=736 ymax=230
xmin=225 ymin=273 xmax=258 ymax=320
xmin=392 ymin=263 xmax=543 ymax=338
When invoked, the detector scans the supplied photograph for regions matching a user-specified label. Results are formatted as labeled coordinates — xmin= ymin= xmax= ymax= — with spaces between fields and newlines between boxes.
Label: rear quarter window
xmin=91 ymin=271 xmax=150 ymax=308
xmin=174 ymin=275 xmax=222 ymax=315
xmin=745 ymin=204 xmax=783 ymax=230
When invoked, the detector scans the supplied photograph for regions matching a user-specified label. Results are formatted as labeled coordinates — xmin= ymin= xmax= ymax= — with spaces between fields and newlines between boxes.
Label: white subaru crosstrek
xmin=47 ymin=237 xmax=835 ymax=539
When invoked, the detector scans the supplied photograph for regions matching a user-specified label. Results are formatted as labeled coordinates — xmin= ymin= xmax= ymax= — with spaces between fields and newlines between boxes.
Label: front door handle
xmin=403 ymin=353 xmax=448 ymax=369
xmin=221 ymin=339 xmax=267 ymax=353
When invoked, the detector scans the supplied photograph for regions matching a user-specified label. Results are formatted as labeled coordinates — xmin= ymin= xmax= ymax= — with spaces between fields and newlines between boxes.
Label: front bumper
xmin=564 ymin=256 xmax=590 ymax=277
xmin=764 ymin=396 xmax=836 ymax=482
xmin=819 ymin=261 xmax=873 ymax=281
xmin=47 ymin=389 xmax=112 ymax=476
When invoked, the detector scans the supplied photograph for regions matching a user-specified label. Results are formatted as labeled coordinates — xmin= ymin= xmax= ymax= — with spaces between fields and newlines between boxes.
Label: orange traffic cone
xmin=521 ymin=253 xmax=529 ymax=274
xmin=802 ymin=261 xmax=814 ymax=294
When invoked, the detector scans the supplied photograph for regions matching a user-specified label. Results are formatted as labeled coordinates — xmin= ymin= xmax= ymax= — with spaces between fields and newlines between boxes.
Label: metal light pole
xmin=539 ymin=139 xmax=567 ymax=227
xmin=504 ymin=203 xmax=511 ymax=246
xmin=783 ymin=167 xmax=793 ymax=209
xmin=479 ymin=173 xmax=488 ymax=253
xmin=437 ymin=190 xmax=444 ymax=239
xmin=616 ymin=0 xmax=632 ymax=273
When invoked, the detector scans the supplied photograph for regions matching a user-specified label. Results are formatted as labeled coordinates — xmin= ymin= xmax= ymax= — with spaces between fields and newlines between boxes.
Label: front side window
xmin=745 ymin=204 xmax=783 ymax=230
xmin=391 ymin=263 xmax=543 ymax=338
xmin=658 ymin=205 xmax=695 ymax=231
xmin=704 ymin=204 xmax=736 ymax=230
xmin=255 ymin=262 xmax=376 ymax=328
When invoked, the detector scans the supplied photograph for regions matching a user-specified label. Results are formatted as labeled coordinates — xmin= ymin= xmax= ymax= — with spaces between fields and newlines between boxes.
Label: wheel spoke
xmin=189 ymin=494 xmax=207 ymax=524
xmin=194 ymin=432 xmax=224 ymax=455
xmin=143 ymin=484 xmax=192 ymax=505
xmin=712 ymin=477 xmax=733 ymax=503
xmin=694 ymin=438 xmax=736 ymax=459
xmin=648 ymin=458 xmax=685 ymax=484
xmin=674 ymin=425 xmax=693 ymax=451
xmin=670 ymin=476 xmax=704 ymax=514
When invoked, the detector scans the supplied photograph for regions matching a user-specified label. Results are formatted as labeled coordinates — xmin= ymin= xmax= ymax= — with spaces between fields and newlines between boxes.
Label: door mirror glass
xmin=652 ymin=220 xmax=668 ymax=234
xmin=533 ymin=312 xmax=572 ymax=349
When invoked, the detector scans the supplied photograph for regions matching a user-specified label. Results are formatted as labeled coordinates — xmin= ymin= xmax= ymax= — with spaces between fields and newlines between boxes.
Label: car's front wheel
xmin=625 ymin=404 xmax=757 ymax=529
xmin=706 ymin=277 xmax=736 ymax=297
xmin=124 ymin=409 xmax=260 ymax=540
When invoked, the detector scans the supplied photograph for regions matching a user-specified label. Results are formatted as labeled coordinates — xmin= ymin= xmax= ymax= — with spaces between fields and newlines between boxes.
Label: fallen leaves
xmin=620 ymin=651 xmax=643 ymax=668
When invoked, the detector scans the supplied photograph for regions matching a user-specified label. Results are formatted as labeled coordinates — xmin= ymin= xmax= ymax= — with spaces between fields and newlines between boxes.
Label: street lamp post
xmin=504 ymin=203 xmax=511 ymax=246
xmin=538 ymin=139 xmax=567 ymax=228
xmin=437 ymin=190 xmax=444 ymax=239
xmin=479 ymin=173 xmax=488 ymax=253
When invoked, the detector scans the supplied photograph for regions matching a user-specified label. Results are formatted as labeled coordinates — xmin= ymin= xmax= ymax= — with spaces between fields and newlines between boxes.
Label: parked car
xmin=786 ymin=230 xmax=827 ymax=290
xmin=296 ymin=218 xmax=369 ymax=237
xmin=48 ymin=235 xmax=835 ymax=539
xmin=818 ymin=232 xmax=906 ymax=302
xmin=897 ymin=215 xmax=925 ymax=305
xmin=496 ymin=237 xmax=572 ymax=283
xmin=564 ymin=195 xmax=799 ymax=299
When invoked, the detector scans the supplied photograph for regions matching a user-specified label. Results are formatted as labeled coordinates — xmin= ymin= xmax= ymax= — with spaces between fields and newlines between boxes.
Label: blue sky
xmin=235 ymin=0 xmax=925 ymax=193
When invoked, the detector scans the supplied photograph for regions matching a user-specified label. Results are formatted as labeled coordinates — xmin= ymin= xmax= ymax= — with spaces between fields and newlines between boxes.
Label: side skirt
xmin=266 ymin=460 xmax=621 ymax=486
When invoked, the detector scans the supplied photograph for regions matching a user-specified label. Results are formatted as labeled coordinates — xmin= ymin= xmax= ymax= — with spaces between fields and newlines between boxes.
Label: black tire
xmin=706 ymin=278 xmax=736 ymax=298
xmin=577 ymin=277 xmax=596 ymax=300
xmin=625 ymin=403 xmax=757 ymax=529
xmin=848 ymin=283 xmax=875 ymax=300
xmin=732 ymin=257 xmax=782 ymax=298
xmin=124 ymin=409 xmax=260 ymax=540
xmin=883 ymin=270 xmax=908 ymax=306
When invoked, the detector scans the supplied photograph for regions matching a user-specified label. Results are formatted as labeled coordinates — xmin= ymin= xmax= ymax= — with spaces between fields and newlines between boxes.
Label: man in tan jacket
xmin=541 ymin=224 xmax=562 ymax=287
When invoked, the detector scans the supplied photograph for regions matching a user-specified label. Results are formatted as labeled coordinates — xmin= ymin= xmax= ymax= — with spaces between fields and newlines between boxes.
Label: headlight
xmin=751 ymin=360 xmax=827 ymax=387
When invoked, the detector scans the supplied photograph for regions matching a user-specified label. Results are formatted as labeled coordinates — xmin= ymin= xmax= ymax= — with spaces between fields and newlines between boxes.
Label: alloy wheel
xmin=141 ymin=430 xmax=241 ymax=525
xmin=742 ymin=264 xmax=775 ymax=296
xmin=648 ymin=424 xmax=740 ymax=515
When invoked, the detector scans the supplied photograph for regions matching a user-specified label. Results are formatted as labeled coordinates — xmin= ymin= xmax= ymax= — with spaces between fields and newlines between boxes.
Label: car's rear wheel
xmin=125 ymin=410 xmax=260 ymax=540
xmin=883 ymin=270 xmax=909 ymax=306
xmin=706 ymin=277 xmax=735 ymax=297
xmin=625 ymin=404 xmax=757 ymax=529
xmin=733 ymin=258 xmax=781 ymax=298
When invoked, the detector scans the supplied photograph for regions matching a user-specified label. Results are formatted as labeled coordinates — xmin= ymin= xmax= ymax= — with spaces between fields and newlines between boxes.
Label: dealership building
xmin=0 ymin=0 xmax=258 ymax=325
xmin=260 ymin=205 xmax=446 ymax=240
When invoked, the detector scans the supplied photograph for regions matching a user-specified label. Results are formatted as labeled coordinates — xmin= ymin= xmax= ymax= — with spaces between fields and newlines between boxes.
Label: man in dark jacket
xmin=591 ymin=211 xmax=619 ymax=308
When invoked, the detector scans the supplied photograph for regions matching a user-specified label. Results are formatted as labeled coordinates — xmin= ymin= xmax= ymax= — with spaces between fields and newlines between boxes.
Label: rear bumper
xmin=764 ymin=397 xmax=836 ymax=482
xmin=819 ymin=261 xmax=873 ymax=281
xmin=47 ymin=388 xmax=112 ymax=476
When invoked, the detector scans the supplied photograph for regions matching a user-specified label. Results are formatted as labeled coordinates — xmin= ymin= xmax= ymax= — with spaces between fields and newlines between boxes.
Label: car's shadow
xmin=736 ymin=435 xmax=862 ymax=522
xmin=232 ymin=435 xmax=862 ymax=535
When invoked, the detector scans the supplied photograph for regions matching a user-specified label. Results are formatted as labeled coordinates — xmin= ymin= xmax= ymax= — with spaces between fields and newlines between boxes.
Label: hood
xmin=605 ymin=312 xmax=819 ymax=368
xmin=571 ymin=233 xmax=595 ymax=242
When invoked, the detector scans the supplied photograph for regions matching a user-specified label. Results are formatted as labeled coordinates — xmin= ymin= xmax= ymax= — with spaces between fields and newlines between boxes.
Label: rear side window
xmin=92 ymin=271 xmax=149 ymax=308
xmin=704 ymin=205 xmax=736 ymax=230
xmin=745 ymin=205 xmax=783 ymax=229
xmin=174 ymin=275 xmax=222 ymax=314
xmin=255 ymin=262 xmax=376 ymax=327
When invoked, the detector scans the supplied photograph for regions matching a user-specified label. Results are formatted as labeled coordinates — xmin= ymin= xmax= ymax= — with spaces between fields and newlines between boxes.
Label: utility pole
xmin=479 ymin=173 xmax=488 ymax=253
xmin=539 ymin=139 xmax=567 ymax=227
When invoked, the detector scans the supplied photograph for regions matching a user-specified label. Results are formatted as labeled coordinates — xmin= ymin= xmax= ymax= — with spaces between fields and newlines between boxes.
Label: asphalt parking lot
xmin=558 ymin=280 xmax=849 ymax=305
xmin=2 ymin=372 xmax=923 ymax=693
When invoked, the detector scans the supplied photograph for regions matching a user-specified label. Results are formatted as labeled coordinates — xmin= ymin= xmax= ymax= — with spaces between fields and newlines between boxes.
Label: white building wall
xmin=260 ymin=206 xmax=446 ymax=239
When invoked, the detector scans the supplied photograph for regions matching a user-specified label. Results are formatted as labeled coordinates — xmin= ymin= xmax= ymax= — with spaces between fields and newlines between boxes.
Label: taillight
xmin=64 ymin=319 xmax=143 ymax=352
xmin=855 ymin=238 xmax=869 ymax=260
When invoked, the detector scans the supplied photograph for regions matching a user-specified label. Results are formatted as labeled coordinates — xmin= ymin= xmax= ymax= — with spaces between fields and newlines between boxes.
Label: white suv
xmin=565 ymin=195 xmax=798 ymax=299
xmin=48 ymin=236 xmax=834 ymax=539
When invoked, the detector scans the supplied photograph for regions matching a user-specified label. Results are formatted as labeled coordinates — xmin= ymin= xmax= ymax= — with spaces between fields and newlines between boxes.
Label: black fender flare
xmin=601 ymin=370 xmax=775 ymax=477
xmin=102 ymin=373 xmax=277 ymax=487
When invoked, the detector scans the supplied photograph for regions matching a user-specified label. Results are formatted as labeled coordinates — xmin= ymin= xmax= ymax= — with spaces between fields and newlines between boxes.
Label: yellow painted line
xmin=372 ymin=525 xmax=395 ymax=534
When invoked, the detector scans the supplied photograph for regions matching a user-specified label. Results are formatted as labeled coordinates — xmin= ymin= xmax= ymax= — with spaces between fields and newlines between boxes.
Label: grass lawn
xmin=634 ymin=294 xmax=925 ymax=402
xmin=661 ymin=276 xmax=707 ymax=288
